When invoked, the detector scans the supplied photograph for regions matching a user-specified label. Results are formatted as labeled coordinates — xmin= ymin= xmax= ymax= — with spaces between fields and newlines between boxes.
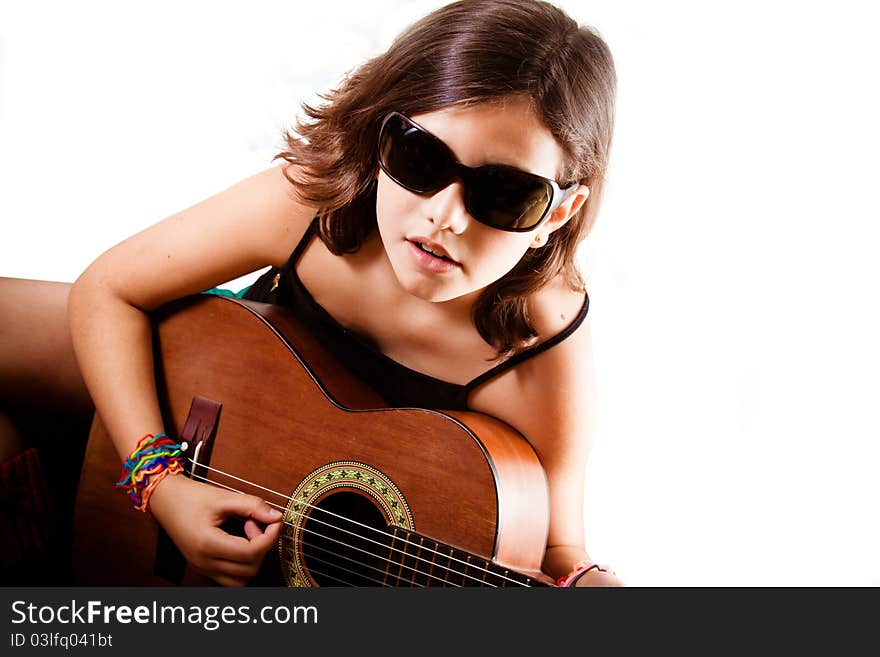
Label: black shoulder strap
xmin=283 ymin=217 xmax=319 ymax=269
xmin=461 ymin=292 xmax=590 ymax=396
xmin=241 ymin=217 xmax=318 ymax=304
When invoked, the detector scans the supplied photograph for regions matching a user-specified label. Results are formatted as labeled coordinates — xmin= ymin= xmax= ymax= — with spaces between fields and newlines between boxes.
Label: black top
xmin=243 ymin=220 xmax=589 ymax=410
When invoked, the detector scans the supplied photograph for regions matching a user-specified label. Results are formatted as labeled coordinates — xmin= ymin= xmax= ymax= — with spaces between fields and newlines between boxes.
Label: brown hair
xmin=276 ymin=0 xmax=616 ymax=359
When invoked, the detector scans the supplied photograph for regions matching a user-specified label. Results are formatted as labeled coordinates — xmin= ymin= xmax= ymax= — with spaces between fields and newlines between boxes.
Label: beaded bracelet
xmin=557 ymin=560 xmax=613 ymax=587
xmin=115 ymin=433 xmax=187 ymax=513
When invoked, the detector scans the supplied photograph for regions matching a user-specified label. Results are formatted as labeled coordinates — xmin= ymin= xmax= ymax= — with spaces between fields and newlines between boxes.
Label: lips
xmin=408 ymin=237 xmax=458 ymax=263
xmin=405 ymin=238 xmax=461 ymax=274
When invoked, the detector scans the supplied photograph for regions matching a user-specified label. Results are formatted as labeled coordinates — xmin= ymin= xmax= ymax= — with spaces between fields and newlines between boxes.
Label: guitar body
xmin=72 ymin=295 xmax=551 ymax=586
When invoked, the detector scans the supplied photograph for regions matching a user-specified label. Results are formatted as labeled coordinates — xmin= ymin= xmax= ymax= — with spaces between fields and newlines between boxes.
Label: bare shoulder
xmin=513 ymin=279 xmax=594 ymax=418
xmin=74 ymin=164 xmax=317 ymax=311
xmin=203 ymin=163 xmax=317 ymax=268
xmin=469 ymin=280 xmax=596 ymax=456
xmin=529 ymin=277 xmax=590 ymax=341
xmin=156 ymin=163 xmax=314 ymax=268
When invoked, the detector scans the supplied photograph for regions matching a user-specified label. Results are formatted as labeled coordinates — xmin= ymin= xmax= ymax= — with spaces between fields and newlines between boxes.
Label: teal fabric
xmin=200 ymin=285 xmax=252 ymax=299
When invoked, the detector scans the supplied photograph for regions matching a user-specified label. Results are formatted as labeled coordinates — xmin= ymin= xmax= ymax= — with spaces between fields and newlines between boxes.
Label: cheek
xmin=376 ymin=174 xmax=415 ymax=224
xmin=468 ymin=231 xmax=536 ymax=280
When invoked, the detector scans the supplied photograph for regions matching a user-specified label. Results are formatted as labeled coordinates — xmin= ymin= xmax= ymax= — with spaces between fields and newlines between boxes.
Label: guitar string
xmin=299 ymin=550 xmax=406 ymax=587
xmin=298 ymin=520 xmax=460 ymax=587
xmin=185 ymin=460 xmax=533 ymax=587
xmin=298 ymin=542 xmax=431 ymax=588
xmin=188 ymin=469 xmax=478 ymax=587
xmin=187 ymin=459 xmax=529 ymax=587
xmin=307 ymin=564 xmax=387 ymax=588
xmin=293 ymin=524 xmax=437 ymax=587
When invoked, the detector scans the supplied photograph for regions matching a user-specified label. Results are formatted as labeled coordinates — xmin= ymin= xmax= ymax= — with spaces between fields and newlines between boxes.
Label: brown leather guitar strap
xmin=154 ymin=395 xmax=222 ymax=583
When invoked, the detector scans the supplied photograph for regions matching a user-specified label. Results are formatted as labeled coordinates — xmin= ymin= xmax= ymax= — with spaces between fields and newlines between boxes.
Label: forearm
xmin=67 ymin=273 xmax=166 ymax=462
xmin=543 ymin=544 xmax=593 ymax=581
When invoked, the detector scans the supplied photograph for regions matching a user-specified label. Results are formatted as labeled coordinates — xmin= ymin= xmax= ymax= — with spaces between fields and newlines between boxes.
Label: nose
xmin=426 ymin=181 xmax=470 ymax=234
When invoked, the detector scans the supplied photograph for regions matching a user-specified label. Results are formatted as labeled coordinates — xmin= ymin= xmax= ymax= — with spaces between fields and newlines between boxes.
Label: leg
xmin=0 ymin=275 xmax=93 ymax=505
xmin=0 ymin=277 xmax=93 ymax=413
xmin=0 ymin=277 xmax=95 ymax=583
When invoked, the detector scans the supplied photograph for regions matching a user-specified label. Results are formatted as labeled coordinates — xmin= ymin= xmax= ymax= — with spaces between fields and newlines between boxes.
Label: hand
xmin=574 ymin=567 xmax=624 ymax=587
xmin=147 ymin=473 xmax=283 ymax=586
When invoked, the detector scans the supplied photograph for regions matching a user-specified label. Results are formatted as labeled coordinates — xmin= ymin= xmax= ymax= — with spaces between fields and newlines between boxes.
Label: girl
xmin=0 ymin=0 xmax=620 ymax=587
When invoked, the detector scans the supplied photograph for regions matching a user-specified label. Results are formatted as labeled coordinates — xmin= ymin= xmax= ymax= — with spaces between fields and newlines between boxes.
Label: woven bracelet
xmin=115 ymin=433 xmax=187 ymax=512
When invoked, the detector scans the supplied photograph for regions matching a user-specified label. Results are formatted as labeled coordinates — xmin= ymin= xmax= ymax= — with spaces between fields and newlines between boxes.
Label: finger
xmin=246 ymin=520 xmax=282 ymax=554
xmin=244 ymin=518 xmax=262 ymax=540
xmin=209 ymin=572 xmax=251 ymax=588
xmin=202 ymin=527 xmax=281 ymax=582
xmin=202 ymin=526 xmax=265 ymax=564
xmin=205 ymin=557 xmax=261 ymax=579
xmin=202 ymin=519 xmax=282 ymax=564
xmin=242 ymin=517 xmax=283 ymax=540
xmin=190 ymin=558 xmax=252 ymax=587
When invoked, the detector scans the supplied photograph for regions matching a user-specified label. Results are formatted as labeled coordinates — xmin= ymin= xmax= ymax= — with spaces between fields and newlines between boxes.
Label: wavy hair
xmin=276 ymin=0 xmax=616 ymax=359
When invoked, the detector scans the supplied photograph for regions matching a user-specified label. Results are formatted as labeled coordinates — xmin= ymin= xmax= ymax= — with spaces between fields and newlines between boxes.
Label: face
xmin=375 ymin=97 xmax=585 ymax=304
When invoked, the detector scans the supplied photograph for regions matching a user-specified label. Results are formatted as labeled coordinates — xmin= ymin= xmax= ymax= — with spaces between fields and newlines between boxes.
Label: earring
xmin=533 ymin=234 xmax=546 ymax=247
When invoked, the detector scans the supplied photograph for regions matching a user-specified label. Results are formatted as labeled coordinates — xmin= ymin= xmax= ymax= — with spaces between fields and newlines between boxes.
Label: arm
xmin=67 ymin=164 xmax=316 ymax=585
xmin=468 ymin=310 xmax=623 ymax=587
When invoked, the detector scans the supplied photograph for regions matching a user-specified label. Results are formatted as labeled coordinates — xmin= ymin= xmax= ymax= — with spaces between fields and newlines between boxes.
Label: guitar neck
xmin=382 ymin=526 xmax=551 ymax=588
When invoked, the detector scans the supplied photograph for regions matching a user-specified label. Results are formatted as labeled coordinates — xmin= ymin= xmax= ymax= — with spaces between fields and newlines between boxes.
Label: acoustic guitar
xmin=71 ymin=294 xmax=552 ymax=587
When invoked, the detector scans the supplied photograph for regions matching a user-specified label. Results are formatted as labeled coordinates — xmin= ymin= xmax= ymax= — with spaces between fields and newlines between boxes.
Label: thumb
xmin=221 ymin=492 xmax=283 ymax=525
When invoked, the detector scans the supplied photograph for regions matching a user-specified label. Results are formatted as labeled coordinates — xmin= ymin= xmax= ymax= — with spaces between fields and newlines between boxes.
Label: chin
xmin=394 ymin=271 xmax=465 ymax=304
xmin=402 ymin=280 xmax=457 ymax=303
xmin=387 ymin=245 xmax=479 ymax=305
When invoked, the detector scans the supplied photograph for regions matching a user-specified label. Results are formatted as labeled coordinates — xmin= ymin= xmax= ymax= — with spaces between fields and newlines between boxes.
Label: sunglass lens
xmin=466 ymin=167 xmax=552 ymax=230
xmin=379 ymin=115 xmax=451 ymax=193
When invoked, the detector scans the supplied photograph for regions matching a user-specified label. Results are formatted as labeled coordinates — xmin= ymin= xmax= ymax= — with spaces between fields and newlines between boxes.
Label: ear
xmin=529 ymin=184 xmax=589 ymax=247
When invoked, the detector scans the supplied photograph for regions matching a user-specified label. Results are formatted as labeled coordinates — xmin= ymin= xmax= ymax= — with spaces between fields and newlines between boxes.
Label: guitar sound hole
xmin=301 ymin=491 xmax=394 ymax=587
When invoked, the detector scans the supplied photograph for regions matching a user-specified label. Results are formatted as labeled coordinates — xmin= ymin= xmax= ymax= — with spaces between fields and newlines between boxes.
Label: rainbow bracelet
xmin=115 ymin=433 xmax=187 ymax=512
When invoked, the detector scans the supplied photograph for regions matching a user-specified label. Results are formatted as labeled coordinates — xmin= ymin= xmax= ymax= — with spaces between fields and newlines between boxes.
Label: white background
xmin=2 ymin=1 xmax=878 ymax=586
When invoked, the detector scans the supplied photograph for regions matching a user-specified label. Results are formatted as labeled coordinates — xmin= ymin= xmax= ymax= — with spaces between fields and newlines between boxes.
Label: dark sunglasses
xmin=377 ymin=111 xmax=578 ymax=232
